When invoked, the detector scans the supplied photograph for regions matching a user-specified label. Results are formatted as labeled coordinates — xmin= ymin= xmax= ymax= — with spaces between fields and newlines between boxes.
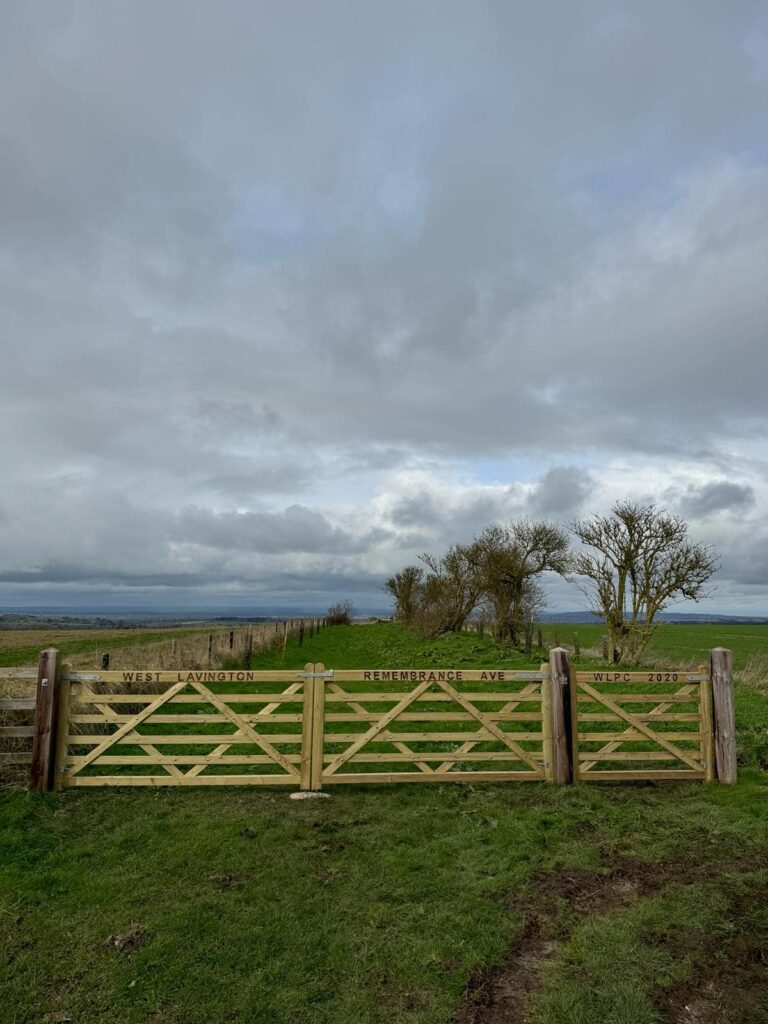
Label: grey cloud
xmin=678 ymin=481 xmax=756 ymax=518
xmin=1 ymin=2 xmax=767 ymax=610
xmin=175 ymin=505 xmax=386 ymax=555
xmin=386 ymin=487 xmax=523 ymax=544
xmin=528 ymin=467 xmax=594 ymax=518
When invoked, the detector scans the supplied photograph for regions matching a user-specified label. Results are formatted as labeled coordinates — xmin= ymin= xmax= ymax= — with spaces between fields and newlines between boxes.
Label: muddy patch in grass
xmin=652 ymin=882 xmax=768 ymax=1024
xmin=456 ymin=854 xmax=768 ymax=1024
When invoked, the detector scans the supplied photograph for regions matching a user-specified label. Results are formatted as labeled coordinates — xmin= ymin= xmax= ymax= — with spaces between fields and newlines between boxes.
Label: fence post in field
xmin=524 ymin=621 xmax=533 ymax=658
xmin=573 ymin=633 xmax=580 ymax=656
xmin=298 ymin=620 xmax=305 ymax=647
xmin=601 ymin=634 xmax=610 ymax=661
xmin=229 ymin=630 xmax=234 ymax=650
xmin=244 ymin=628 xmax=253 ymax=670
xmin=208 ymin=634 xmax=213 ymax=664
xmin=30 ymin=648 xmax=62 ymax=792
xmin=536 ymin=627 xmax=543 ymax=649
xmin=548 ymin=647 xmax=573 ymax=784
xmin=710 ymin=648 xmax=737 ymax=783
xmin=101 ymin=653 xmax=110 ymax=670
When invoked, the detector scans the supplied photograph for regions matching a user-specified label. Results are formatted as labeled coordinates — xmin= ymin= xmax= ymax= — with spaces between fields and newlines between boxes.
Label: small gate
xmin=570 ymin=669 xmax=713 ymax=782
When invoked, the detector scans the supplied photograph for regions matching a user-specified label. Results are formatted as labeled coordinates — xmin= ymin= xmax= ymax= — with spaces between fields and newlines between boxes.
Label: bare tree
xmin=326 ymin=599 xmax=356 ymax=625
xmin=384 ymin=566 xmax=424 ymax=628
xmin=414 ymin=541 xmax=485 ymax=638
xmin=476 ymin=521 xmax=571 ymax=643
xmin=571 ymin=501 xmax=718 ymax=664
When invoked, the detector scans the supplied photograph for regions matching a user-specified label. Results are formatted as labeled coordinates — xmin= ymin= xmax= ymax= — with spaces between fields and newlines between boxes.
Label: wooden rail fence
xmin=0 ymin=647 xmax=737 ymax=791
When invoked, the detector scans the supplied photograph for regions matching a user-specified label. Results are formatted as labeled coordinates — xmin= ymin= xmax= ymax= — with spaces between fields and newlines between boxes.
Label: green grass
xmin=0 ymin=627 xmax=216 ymax=668
xmin=2 ymin=623 xmax=767 ymax=1023
xmin=533 ymin=621 xmax=768 ymax=671
xmin=2 ymin=779 xmax=767 ymax=1024
xmin=241 ymin=619 xmax=768 ymax=673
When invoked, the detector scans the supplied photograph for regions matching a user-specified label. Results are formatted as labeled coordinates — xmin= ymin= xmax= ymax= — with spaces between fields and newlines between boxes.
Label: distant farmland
xmin=1 ymin=620 xmax=766 ymax=671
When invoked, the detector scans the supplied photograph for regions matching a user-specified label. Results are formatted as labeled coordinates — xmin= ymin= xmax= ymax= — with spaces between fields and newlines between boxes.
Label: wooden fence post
xmin=698 ymin=667 xmax=715 ymax=783
xmin=540 ymin=662 xmax=552 ymax=780
xmin=53 ymin=663 xmax=72 ymax=793
xmin=30 ymin=648 xmax=62 ymax=792
xmin=101 ymin=652 xmax=110 ymax=670
xmin=310 ymin=662 xmax=326 ymax=790
xmin=298 ymin=662 xmax=326 ymax=792
xmin=244 ymin=628 xmax=253 ymax=670
xmin=299 ymin=663 xmax=315 ymax=791
xmin=710 ymin=648 xmax=737 ymax=784
xmin=548 ymin=647 xmax=573 ymax=783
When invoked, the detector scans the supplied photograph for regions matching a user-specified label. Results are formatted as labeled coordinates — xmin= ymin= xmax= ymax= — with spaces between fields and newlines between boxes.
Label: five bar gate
xmin=0 ymin=647 xmax=737 ymax=791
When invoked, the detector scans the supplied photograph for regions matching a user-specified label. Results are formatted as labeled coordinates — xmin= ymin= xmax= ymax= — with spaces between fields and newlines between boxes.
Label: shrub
xmin=326 ymin=600 xmax=356 ymax=625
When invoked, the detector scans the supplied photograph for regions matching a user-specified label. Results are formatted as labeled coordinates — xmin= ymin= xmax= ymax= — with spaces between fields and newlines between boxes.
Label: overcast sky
xmin=1 ymin=1 xmax=767 ymax=616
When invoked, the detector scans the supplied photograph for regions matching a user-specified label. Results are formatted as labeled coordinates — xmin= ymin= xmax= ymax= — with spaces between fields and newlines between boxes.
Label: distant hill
xmin=0 ymin=613 xmax=275 ymax=631
xmin=539 ymin=611 xmax=768 ymax=625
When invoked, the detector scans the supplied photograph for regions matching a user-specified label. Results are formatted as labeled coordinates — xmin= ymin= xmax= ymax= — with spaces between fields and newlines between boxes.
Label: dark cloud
xmin=175 ymin=505 xmax=387 ymax=555
xmin=528 ymin=467 xmax=594 ymax=519
xmin=1 ymin=2 xmax=767 ymax=611
xmin=678 ymin=481 xmax=756 ymax=518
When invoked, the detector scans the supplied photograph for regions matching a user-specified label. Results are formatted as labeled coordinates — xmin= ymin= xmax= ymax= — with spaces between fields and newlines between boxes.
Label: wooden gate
xmin=59 ymin=667 xmax=310 ymax=788
xmin=311 ymin=666 xmax=551 ymax=786
xmin=570 ymin=669 xmax=713 ymax=782
xmin=55 ymin=663 xmax=552 ymax=788
xmin=6 ymin=650 xmax=735 ymax=791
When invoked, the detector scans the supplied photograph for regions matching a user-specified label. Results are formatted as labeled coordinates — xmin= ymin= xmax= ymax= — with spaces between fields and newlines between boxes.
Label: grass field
xmin=0 ymin=627 xmax=219 ymax=669
xmin=1 ymin=623 xmax=767 ymax=1023
xmin=4 ymin=618 xmax=767 ymax=671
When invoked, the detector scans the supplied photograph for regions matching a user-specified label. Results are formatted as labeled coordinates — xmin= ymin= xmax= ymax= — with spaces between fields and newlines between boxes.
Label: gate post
xmin=299 ymin=663 xmax=316 ymax=791
xmin=30 ymin=648 xmax=62 ymax=792
xmin=548 ymin=647 xmax=573 ymax=784
xmin=310 ymin=662 xmax=327 ymax=791
xmin=53 ymin=663 xmax=72 ymax=792
xmin=710 ymin=648 xmax=737 ymax=783
xmin=298 ymin=662 xmax=327 ymax=793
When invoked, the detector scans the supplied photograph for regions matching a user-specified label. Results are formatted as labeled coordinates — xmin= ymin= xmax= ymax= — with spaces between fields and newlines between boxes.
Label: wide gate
xmin=6 ymin=650 xmax=734 ymax=791
xmin=314 ymin=666 xmax=550 ymax=785
xmin=60 ymin=667 xmax=309 ymax=787
xmin=55 ymin=663 xmax=552 ymax=788
xmin=570 ymin=669 xmax=713 ymax=782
